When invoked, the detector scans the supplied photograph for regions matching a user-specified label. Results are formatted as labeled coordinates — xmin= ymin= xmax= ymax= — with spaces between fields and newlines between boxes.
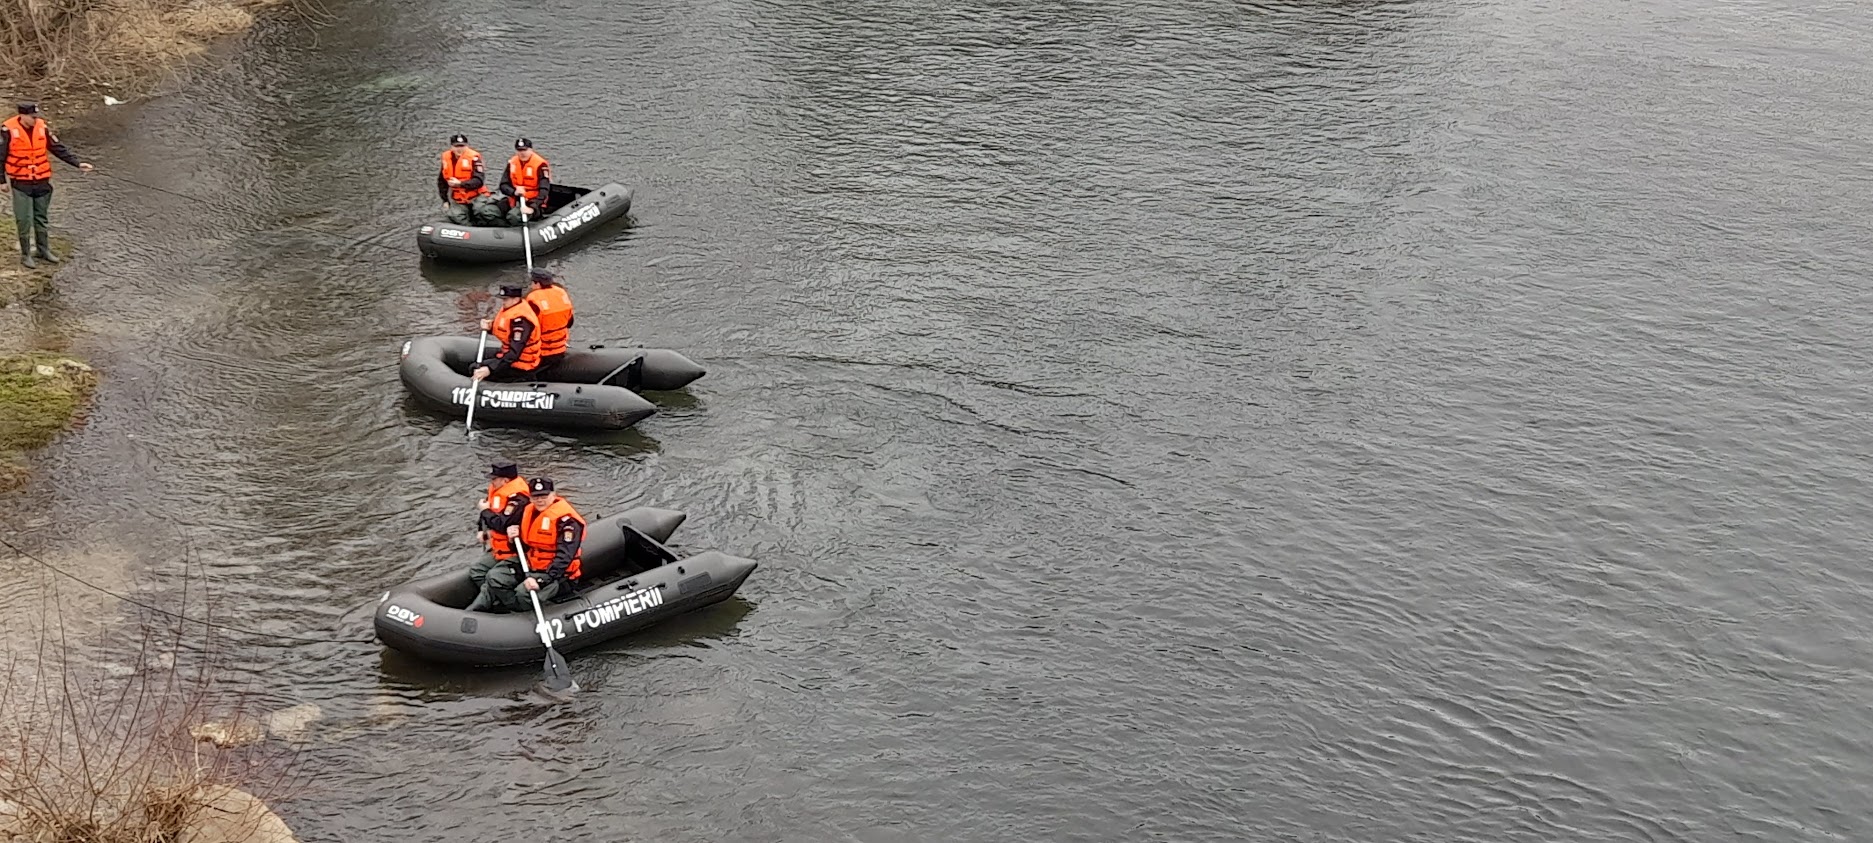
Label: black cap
xmin=528 ymin=268 xmax=555 ymax=285
xmin=514 ymin=137 xmax=533 ymax=150
xmin=489 ymin=459 xmax=518 ymax=479
xmin=450 ymin=133 xmax=468 ymax=145
xmin=497 ymin=284 xmax=525 ymax=298
xmin=529 ymin=477 xmax=554 ymax=494
xmin=17 ymin=102 xmax=37 ymax=115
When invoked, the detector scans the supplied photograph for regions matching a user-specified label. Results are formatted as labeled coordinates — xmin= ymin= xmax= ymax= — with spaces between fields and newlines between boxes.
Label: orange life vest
xmin=3 ymin=116 xmax=52 ymax=182
xmin=492 ymin=300 xmax=542 ymax=372
xmin=483 ymin=475 xmax=529 ymax=560
xmin=506 ymin=153 xmax=548 ymax=203
xmin=525 ymin=284 xmax=573 ymax=358
xmin=440 ymin=147 xmax=488 ymax=204
xmin=519 ymin=496 xmax=585 ymax=581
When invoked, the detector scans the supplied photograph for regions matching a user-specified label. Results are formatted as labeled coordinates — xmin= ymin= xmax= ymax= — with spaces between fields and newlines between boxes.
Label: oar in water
xmin=520 ymin=191 xmax=536 ymax=274
xmin=464 ymin=328 xmax=489 ymax=438
xmin=511 ymin=543 xmax=577 ymax=693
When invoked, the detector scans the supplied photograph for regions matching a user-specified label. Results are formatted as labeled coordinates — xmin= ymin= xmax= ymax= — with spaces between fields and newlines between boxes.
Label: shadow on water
xmin=589 ymin=596 xmax=756 ymax=653
xmin=410 ymin=213 xmax=641 ymax=288
xmin=372 ymin=649 xmax=559 ymax=697
xmin=369 ymin=597 xmax=756 ymax=693
xmin=639 ymin=388 xmax=702 ymax=412
xmin=391 ymin=395 xmax=668 ymax=457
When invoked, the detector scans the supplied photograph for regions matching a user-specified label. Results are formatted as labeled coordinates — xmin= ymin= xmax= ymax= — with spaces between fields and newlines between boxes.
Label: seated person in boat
xmin=525 ymin=268 xmax=574 ymax=369
xmin=483 ymin=477 xmax=586 ymax=611
xmin=472 ymin=285 xmax=543 ymax=382
xmin=498 ymin=138 xmax=551 ymax=227
xmin=437 ymin=133 xmax=503 ymax=226
xmin=466 ymin=459 xmax=530 ymax=612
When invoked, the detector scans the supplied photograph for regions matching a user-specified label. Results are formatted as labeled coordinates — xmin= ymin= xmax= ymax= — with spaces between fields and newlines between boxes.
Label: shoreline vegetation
xmin=0 ymin=595 xmax=304 ymax=842
xmin=0 ymin=0 xmax=311 ymax=114
xmin=2 ymin=0 xmax=310 ymax=838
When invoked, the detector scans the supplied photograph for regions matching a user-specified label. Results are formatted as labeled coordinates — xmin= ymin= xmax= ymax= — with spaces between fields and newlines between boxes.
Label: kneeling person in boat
xmin=525 ymin=268 xmax=574 ymax=368
xmin=466 ymin=459 xmax=530 ymax=612
xmin=472 ymin=285 xmax=543 ymax=382
xmin=498 ymin=138 xmax=551 ymax=227
xmin=487 ymin=477 xmax=586 ymax=611
xmin=438 ymin=133 xmax=502 ymax=227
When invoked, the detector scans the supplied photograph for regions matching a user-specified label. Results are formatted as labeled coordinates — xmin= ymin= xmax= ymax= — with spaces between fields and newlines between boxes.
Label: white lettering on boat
xmin=535 ymin=202 xmax=602 ymax=243
xmin=450 ymin=386 xmax=556 ymax=410
xmin=570 ymin=585 xmax=665 ymax=634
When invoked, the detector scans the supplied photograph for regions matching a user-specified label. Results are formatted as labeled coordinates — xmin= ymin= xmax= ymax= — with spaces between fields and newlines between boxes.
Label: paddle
xmin=511 ymin=543 xmax=577 ymax=693
xmin=464 ymin=327 xmax=489 ymax=438
xmin=520 ymin=188 xmax=535 ymax=274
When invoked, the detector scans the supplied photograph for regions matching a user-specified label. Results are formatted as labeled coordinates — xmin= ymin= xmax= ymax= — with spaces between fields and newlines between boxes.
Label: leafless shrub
xmin=0 ymin=560 xmax=302 ymax=841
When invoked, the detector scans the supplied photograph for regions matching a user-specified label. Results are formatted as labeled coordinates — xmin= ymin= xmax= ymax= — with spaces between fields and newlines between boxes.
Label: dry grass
xmin=0 ymin=568 xmax=302 ymax=841
xmin=0 ymin=0 xmax=321 ymax=98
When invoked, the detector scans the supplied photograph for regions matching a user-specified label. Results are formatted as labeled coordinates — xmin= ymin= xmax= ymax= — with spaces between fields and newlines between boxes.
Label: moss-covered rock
xmin=0 ymin=352 xmax=97 ymax=486
xmin=0 ymin=216 xmax=73 ymax=306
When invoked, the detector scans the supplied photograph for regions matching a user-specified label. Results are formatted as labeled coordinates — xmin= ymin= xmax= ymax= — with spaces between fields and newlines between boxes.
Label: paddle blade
xmin=542 ymin=648 xmax=578 ymax=693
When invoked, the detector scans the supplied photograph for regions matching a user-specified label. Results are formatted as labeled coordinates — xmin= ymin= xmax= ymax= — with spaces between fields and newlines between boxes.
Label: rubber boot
xmin=18 ymin=235 xmax=32 ymax=269
xmin=464 ymin=590 xmax=492 ymax=613
xmin=33 ymin=228 xmax=57 ymax=263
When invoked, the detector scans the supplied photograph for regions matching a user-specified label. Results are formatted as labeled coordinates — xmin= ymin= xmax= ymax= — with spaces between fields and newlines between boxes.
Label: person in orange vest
xmin=437 ymin=133 xmax=501 ymax=226
xmin=525 ymin=268 xmax=574 ymax=368
xmin=466 ymin=459 xmax=531 ymax=612
xmin=471 ymin=285 xmax=543 ymax=382
xmin=487 ymin=476 xmax=586 ymax=610
xmin=1 ymin=102 xmax=93 ymax=268
xmin=498 ymin=138 xmax=551 ymax=227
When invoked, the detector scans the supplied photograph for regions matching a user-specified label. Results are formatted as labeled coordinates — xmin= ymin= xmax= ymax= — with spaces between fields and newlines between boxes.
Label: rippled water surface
xmin=6 ymin=0 xmax=1873 ymax=839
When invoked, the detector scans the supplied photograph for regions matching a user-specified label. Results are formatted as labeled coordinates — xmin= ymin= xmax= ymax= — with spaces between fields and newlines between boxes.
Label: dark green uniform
xmin=466 ymin=461 xmax=530 ymax=613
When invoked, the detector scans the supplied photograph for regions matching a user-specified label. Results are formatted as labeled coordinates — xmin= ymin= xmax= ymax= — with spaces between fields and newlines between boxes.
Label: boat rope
xmin=0 ymin=535 xmax=344 ymax=645
xmin=89 ymin=171 xmax=424 ymax=258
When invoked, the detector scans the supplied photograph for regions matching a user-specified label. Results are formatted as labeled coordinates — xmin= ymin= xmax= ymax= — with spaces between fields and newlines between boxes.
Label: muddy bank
xmin=0 ymin=217 xmax=70 ymax=305
xmin=0 ymin=216 xmax=91 ymax=487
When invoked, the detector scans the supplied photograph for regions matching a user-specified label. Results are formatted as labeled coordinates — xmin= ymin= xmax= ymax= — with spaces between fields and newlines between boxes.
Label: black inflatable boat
xmin=398 ymin=335 xmax=705 ymax=431
xmin=416 ymin=182 xmax=633 ymax=264
xmin=374 ymin=507 xmax=758 ymax=666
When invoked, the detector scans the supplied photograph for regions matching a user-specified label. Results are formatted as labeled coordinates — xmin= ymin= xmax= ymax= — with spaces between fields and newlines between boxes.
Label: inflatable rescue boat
xmin=398 ymin=335 xmax=705 ymax=431
xmin=373 ymin=507 xmax=758 ymax=666
xmin=416 ymin=183 xmax=632 ymax=264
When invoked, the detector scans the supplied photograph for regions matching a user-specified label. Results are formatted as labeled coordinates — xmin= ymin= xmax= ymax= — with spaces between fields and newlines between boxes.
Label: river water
xmin=5 ymin=0 xmax=1872 ymax=839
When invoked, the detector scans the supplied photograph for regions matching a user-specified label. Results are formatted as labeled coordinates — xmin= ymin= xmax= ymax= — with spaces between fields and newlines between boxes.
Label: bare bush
xmin=0 ymin=565 xmax=302 ymax=842
xmin=0 ymin=0 xmax=331 ymax=91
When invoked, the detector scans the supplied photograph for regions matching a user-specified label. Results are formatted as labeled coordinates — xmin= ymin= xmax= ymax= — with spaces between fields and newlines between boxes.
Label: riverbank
xmin=0 ymin=351 xmax=96 ymax=487
xmin=0 ymin=217 xmax=70 ymax=305
xmin=0 ymin=217 xmax=92 ymax=488
xmin=0 ymin=0 xmax=302 ymax=487
xmin=0 ymin=614 xmax=303 ymax=843
xmin=0 ymin=0 xmax=300 ymax=116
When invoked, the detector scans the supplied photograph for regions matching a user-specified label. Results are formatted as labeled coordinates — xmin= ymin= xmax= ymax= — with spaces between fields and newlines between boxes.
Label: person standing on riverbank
xmin=1 ymin=102 xmax=93 ymax=268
